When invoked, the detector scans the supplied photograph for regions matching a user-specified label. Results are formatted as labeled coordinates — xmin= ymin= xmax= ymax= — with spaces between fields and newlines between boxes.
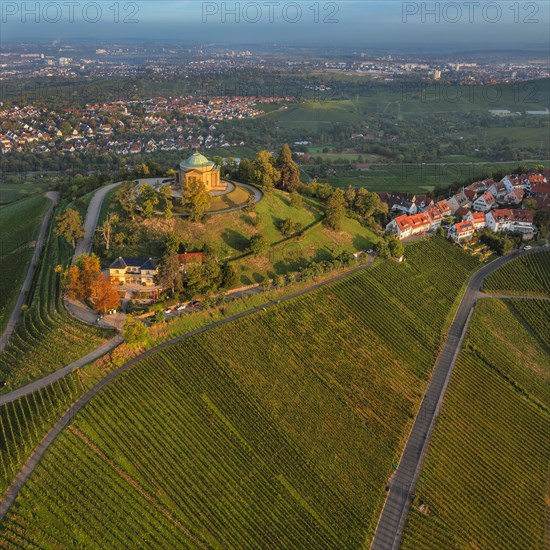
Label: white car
xmin=176 ymin=305 xmax=186 ymax=311
xmin=164 ymin=307 xmax=173 ymax=314
xmin=524 ymin=246 xmax=532 ymax=251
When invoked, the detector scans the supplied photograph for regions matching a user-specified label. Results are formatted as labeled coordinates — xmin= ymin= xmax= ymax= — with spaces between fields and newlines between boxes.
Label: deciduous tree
xmin=55 ymin=208 xmax=84 ymax=248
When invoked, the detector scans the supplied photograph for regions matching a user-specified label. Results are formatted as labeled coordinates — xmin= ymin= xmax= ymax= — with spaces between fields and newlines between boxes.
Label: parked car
xmin=523 ymin=245 xmax=532 ymax=250
xmin=176 ymin=304 xmax=186 ymax=311
xmin=189 ymin=300 xmax=200 ymax=308
xmin=164 ymin=307 xmax=173 ymax=314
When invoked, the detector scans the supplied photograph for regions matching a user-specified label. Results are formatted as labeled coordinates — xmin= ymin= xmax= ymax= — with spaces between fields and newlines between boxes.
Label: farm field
xmin=0 ymin=237 xmax=481 ymax=547
xmin=0 ymin=203 xmax=115 ymax=392
xmin=0 ymin=182 xmax=50 ymax=206
xmin=402 ymin=298 xmax=549 ymax=550
xmin=483 ymin=250 xmax=550 ymax=296
xmin=0 ymin=373 xmax=84 ymax=496
xmin=0 ymin=194 xmax=50 ymax=333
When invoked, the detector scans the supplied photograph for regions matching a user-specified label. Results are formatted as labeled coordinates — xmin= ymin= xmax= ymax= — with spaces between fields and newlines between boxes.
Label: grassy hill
xmin=99 ymin=188 xmax=381 ymax=286
xmin=0 ymin=194 xmax=50 ymax=333
xmin=0 ymin=237 xmax=481 ymax=547
xmin=403 ymin=298 xmax=549 ymax=550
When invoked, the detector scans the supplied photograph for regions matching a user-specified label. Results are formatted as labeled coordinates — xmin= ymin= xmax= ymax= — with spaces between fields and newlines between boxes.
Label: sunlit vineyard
xmin=483 ymin=250 xmax=550 ymax=296
xmin=403 ymin=298 xmax=550 ymax=550
xmin=0 ymin=373 xmax=84 ymax=496
xmin=0 ymin=194 xmax=50 ymax=332
xmin=0 ymin=204 xmax=114 ymax=391
xmin=0 ymin=237 xmax=480 ymax=547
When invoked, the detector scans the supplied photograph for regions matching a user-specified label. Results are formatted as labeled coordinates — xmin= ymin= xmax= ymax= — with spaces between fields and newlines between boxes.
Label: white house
xmin=472 ymin=191 xmax=496 ymax=212
xmin=485 ymin=209 xmax=535 ymax=235
xmin=449 ymin=220 xmax=475 ymax=243
xmin=464 ymin=211 xmax=486 ymax=230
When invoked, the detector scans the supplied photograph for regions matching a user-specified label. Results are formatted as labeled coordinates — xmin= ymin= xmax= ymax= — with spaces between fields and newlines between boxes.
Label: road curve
xmin=73 ymin=181 xmax=122 ymax=260
xmin=0 ymin=257 xmax=375 ymax=521
xmin=0 ymin=191 xmax=59 ymax=353
xmin=370 ymin=247 xmax=545 ymax=550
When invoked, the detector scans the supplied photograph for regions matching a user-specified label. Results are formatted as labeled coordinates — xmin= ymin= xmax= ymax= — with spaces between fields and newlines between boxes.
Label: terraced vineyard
xmin=0 ymin=204 xmax=114 ymax=391
xmin=402 ymin=298 xmax=550 ymax=550
xmin=483 ymin=250 xmax=550 ymax=296
xmin=0 ymin=194 xmax=50 ymax=332
xmin=0 ymin=237 xmax=481 ymax=548
xmin=0 ymin=374 xmax=84 ymax=495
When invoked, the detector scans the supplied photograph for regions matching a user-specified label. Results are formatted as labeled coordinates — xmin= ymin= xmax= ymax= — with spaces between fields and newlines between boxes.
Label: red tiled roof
xmin=455 ymin=221 xmax=475 ymax=234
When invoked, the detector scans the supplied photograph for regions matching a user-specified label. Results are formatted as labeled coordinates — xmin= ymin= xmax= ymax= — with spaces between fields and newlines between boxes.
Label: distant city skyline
xmin=1 ymin=1 xmax=549 ymax=51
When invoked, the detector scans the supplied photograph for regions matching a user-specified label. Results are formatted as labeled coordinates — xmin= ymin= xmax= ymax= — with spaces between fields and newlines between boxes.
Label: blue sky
xmin=1 ymin=1 xmax=549 ymax=50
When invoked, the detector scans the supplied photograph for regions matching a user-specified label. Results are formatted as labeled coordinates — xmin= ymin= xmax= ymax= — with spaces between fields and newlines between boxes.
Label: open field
xmin=0 ymin=195 xmax=50 ymax=332
xmin=0 ymin=203 xmax=115 ymax=392
xmin=483 ymin=250 xmax=550 ymax=296
xmin=0 ymin=183 xmax=50 ymax=206
xmin=0 ymin=237 xmax=481 ymax=547
xmin=402 ymin=298 xmax=549 ymax=550
xmin=303 ymin=161 xmax=550 ymax=192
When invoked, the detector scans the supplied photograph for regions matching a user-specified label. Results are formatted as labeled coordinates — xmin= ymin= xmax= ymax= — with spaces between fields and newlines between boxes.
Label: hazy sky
xmin=1 ymin=1 xmax=549 ymax=50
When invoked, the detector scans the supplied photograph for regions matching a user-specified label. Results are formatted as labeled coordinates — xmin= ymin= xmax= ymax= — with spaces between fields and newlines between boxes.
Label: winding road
xmin=0 ymin=191 xmax=59 ymax=353
xmin=370 ymin=247 xmax=546 ymax=550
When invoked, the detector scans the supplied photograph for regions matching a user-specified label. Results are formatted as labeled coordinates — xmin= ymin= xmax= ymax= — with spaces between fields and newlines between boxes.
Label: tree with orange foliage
xmin=75 ymin=254 xmax=101 ymax=300
xmin=93 ymin=274 xmax=121 ymax=313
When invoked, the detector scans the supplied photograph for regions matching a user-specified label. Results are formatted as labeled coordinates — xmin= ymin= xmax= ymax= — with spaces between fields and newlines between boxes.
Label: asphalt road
xmin=73 ymin=181 xmax=122 ymax=260
xmin=0 ymin=191 xmax=59 ymax=353
xmin=370 ymin=247 xmax=545 ymax=550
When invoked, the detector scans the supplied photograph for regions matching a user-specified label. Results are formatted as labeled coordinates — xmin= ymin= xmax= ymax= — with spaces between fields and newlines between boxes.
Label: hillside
xmin=402 ymin=297 xmax=549 ymax=549
xmin=483 ymin=250 xmax=550 ymax=296
xmin=0 ymin=194 xmax=50 ymax=332
xmin=0 ymin=237 xmax=480 ymax=547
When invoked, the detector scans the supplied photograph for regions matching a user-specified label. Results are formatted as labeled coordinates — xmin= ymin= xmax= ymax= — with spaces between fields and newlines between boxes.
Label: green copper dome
xmin=179 ymin=151 xmax=216 ymax=170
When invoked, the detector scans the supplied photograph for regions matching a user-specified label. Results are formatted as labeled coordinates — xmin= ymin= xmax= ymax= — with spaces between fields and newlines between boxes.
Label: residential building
xmin=386 ymin=212 xmax=431 ymax=240
xmin=464 ymin=211 xmax=486 ymax=230
xmin=436 ymin=199 xmax=452 ymax=217
xmin=485 ymin=209 xmax=535 ymax=235
xmin=178 ymin=252 xmax=205 ymax=273
xmin=448 ymin=190 xmax=471 ymax=214
xmin=472 ymin=191 xmax=496 ymax=212
xmin=449 ymin=220 xmax=475 ymax=243
xmin=109 ymin=257 xmax=158 ymax=286
xmin=425 ymin=206 xmax=443 ymax=229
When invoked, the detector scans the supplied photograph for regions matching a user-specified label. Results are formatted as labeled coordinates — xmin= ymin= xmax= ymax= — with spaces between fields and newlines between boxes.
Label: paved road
xmin=0 ymin=191 xmax=59 ymax=353
xmin=73 ymin=181 xmax=122 ymax=260
xmin=0 ymin=257 xmax=375 ymax=521
xmin=370 ymin=247 xmax=545 ymax=550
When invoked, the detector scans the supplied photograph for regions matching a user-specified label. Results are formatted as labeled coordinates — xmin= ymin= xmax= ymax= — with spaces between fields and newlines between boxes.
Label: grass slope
xmin=402 ymin=298 xmax=550 ymax=550
xmin=0 ymin=194 xmax=50 ymax=332
xmin=0 ymin=237 xmax=480 ymax=548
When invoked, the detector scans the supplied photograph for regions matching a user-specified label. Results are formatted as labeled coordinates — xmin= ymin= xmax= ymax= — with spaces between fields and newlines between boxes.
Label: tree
xmin=183 ymin=177 xmax=211 ymax=222
xmin=155 ymin=253 xmax=182 ymax=295
xmin=164 ymin=232 xmax=180 ymax=255
xmin=374 ymin=239 xmax=390 ymax=259
xmin=252 ymin=150 xmax=280 ymax=192
xmin=277 ymin=144 xmax=301 ymax=191
xmin=99 ymin=212 xmax=119 ymax=251
xmin=387 ymin=237 xmax=404 ymax=258
xmin=55 ymin=208 xmax=84 ymax=248
xmin=248 ymin=234 xmax=269 ymax=256
xmin=138 ymin=183 xmax=159 ymax=219
xmin=115 ymin=181 xmax=136 ymax=220
xmin=122 ymin=316 xmax=149 ymax=348
xmin=93 ymin=274 xmax=121 ymax=313
xmin=325 ymin=189 xmax=346 ymax=231
xmin=278 ymin=218 xmax=302 ymax=237
xmin=220 ymin=263 xmax=238 ymax=289
xmin=289 ymin=190 xmax=303 ymax=209
xmin=238 ymin=158 xmax=254 ymax=183
xmin=154 ymin=310 xmax=166 ymax=324
xmin=74 ymin=254 xmax=102 ymax=300
xmin=160 ymin=185 xmax=173 ymax=219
